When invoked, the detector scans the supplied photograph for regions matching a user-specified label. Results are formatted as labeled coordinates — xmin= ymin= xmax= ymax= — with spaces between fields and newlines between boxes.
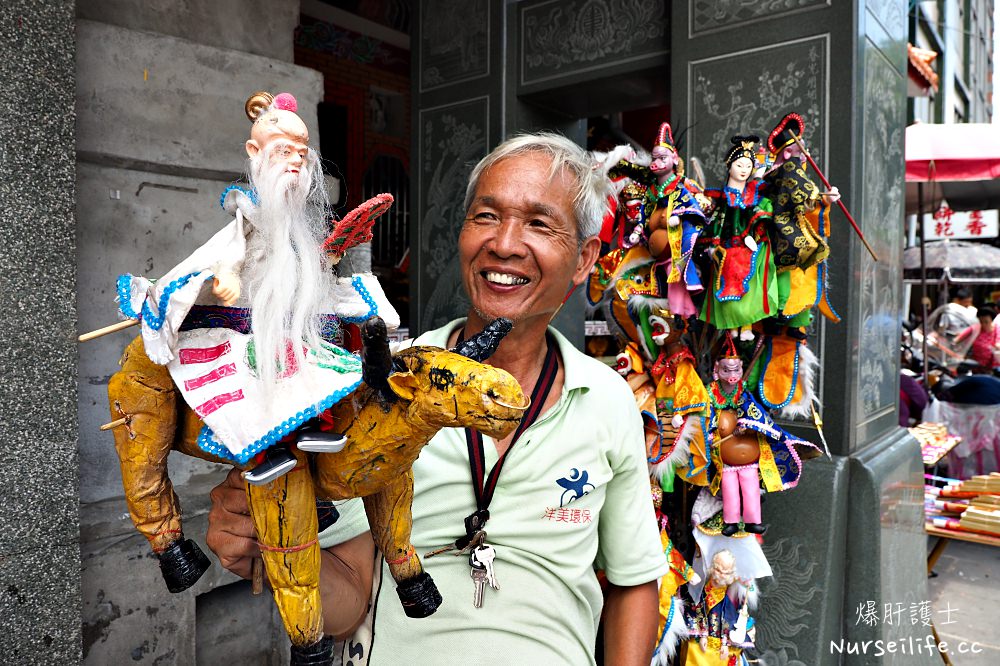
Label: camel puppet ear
xmin=386 ymin=371 xmax=417 ymax=401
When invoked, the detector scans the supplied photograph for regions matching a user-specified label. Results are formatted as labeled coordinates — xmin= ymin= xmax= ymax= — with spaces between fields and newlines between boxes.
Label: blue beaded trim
xmin=757 ymin=339 xmax=800 ymax=410
xmin=219 ymin=185 xmax=258 ymax=209
xmin=339 ymin=275 xmax=379 ymax=323
xmin=117 ymin=272 xmax=204 ymax=330
xmin=196 ymin=377 xmax=363 ymax=464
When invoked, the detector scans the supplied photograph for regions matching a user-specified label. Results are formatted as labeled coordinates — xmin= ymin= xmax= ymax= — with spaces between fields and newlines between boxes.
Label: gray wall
xmin=0 ymin=1 xmax=81 ymax=663
xmin=75 ymin=2 xmax=321 ymax=662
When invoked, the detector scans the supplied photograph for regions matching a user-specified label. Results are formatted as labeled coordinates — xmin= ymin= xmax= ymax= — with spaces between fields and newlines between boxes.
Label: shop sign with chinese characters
xmin=925 ymin=205 xmax=999 ymax=240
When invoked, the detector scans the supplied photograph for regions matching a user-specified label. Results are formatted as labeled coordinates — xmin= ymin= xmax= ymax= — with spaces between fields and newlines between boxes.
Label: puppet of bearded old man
xmin=116 ymin=91 xmax=397 ymax=483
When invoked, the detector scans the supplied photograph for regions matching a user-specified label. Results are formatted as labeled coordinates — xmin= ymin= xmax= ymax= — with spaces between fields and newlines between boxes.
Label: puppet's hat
xmin=767 ymin=112 xmax=805 ymax=155
xmin=655 ymin=122 xmax=676 ymax=151
xmin=245 ymin=91 xmax=299 ymax=122
xmin=724 ymin=135 xmax=759 ymax=167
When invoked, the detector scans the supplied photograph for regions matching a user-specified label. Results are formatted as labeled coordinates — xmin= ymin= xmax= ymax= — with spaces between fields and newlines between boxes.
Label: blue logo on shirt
xmin=557 ymin=468 xmax=595 ymax=507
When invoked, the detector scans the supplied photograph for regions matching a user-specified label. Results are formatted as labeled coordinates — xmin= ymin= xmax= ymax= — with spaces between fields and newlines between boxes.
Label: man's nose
xmin=489 ymin=219 xmax=527 ymax=257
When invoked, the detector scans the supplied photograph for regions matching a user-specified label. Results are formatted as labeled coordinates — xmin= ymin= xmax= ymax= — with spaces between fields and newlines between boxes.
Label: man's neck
xmin=463 ymin=311 xmax=552 ymax=388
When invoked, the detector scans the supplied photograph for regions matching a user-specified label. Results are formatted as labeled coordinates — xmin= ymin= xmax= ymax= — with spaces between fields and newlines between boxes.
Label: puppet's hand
xmin=213 ymin=271 xmax=241 ymax=306
xmin=720 ymin=643 xmax=729 ymax=660
xmin=823 ymin=186 xmax=841 ymax=205
xmin=688 ymin=571 xmax=702 ymax=586
xmin=668 ymin=214 xmax=681 ymax=228
xmin=672 ymin=413 xmax=685 ymax=429
xmin=699 ymin=637 xmax=708 ymax=652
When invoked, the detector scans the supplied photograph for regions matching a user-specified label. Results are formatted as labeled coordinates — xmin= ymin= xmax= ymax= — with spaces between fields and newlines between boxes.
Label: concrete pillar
xmin=0 ymin=1 xmax=81 ymax=662
xmin=670 ymin=1 xmax=930 ymax=664
xmin=74 ymin=4 xmax=322 ymax=661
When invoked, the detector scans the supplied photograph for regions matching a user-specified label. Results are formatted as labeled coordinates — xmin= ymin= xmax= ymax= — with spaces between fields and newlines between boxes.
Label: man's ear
xmin=246 ymin=139 xmax=261 ymax=158
xmin=386 ymin=371 xmax=418 ymax=401
xmin=572 ymin=236 xmax=602 ymax=286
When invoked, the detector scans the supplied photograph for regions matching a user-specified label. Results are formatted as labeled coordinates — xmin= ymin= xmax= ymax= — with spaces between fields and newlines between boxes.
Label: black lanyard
xmin=457 ymin=329 xmax=560 ymax=539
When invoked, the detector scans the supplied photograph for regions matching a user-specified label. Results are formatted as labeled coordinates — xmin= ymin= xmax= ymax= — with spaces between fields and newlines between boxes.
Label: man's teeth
xmin=485 ymin=271 xmax=529 ymax=286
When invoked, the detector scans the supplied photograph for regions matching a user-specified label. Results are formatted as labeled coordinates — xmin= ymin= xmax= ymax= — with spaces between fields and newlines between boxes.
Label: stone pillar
xmin=0 ymin=1 xmax=81 ymax=663
xmin=670 ymin=2 xmax=930 ymax=664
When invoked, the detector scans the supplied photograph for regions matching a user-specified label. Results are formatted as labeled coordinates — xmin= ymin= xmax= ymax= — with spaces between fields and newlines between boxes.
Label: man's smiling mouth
xmin=483 ymin=271 xmax=529 ymax=286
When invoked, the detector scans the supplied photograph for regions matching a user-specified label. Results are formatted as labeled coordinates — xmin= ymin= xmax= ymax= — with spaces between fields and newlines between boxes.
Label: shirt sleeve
xmin=318 ymin=498 xmax=370 ymax=549
xmin=594 ymin=391 xmax=670 ymax=586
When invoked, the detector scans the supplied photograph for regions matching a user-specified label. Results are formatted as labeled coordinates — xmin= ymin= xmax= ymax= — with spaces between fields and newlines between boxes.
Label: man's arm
xmin=603 ymin=581 xmax=659 ymax=666
xmin=206 ymin=468 xmax=374 ymax=638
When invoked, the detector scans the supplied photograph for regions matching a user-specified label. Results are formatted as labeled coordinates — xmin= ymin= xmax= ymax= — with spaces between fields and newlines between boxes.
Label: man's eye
xmin=473 ymin=212 xmax=499 ymax=222
xmin=528 ymin=218 xmax=549 ymax=228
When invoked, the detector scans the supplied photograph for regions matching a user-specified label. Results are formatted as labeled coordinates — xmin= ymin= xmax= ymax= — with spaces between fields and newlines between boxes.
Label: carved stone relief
xmin=520 ymin=0 xmax=667 ymax=85
xmin=866 ymin=0 xmax=907 ymax=42
xmin=419 ymin=0 xmax=489 ymax=92
xmin=857 ymin=42 xmax=903 ymax=419
xmin=417 ymin=99 xmax=488 ymax=330
xmin=691 ymin=0 xmax=827 ymax=36
xmin=757 ymin=538 xmax=822 ymax=661
xmin=688 ymin=36 xmax=827 ymax=177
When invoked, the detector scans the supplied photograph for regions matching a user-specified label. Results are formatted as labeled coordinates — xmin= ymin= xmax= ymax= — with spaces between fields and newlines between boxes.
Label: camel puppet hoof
xmin=396 ymin=572 xmax=443 ymax=618
xmin=289 ymin=636 xmax=335 ymax=666
xmin=157 ymin=538 xmax=211 ymax=593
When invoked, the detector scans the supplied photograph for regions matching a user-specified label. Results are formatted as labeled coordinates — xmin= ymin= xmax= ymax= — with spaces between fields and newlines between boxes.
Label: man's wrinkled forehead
xmin=251 ymin=109 xmax=309 ymax=146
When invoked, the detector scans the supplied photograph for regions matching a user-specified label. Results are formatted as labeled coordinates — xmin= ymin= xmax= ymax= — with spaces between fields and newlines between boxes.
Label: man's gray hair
xmin=463 ymin=132 xmax=610 ymax=242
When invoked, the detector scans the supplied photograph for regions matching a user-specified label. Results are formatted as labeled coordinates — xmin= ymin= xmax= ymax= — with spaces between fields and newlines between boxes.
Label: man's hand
xmin=212 ymin=271 xmax=241 ymax=306
xmin=207 ymin=467 xmax=258 ymax=579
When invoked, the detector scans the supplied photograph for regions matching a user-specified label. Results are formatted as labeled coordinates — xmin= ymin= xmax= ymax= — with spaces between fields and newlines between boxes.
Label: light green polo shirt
xmin=321 ymin=320 xmax=669 ymax=665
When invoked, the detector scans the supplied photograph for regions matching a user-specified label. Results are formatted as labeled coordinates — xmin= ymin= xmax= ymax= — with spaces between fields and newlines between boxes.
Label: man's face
xmin=459 ymin=153 xmax=600 ymax=327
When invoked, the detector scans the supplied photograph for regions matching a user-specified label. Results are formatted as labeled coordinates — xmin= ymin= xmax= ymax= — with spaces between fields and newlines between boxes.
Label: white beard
xmin=244 ymin=146 xmax=332 ymax=390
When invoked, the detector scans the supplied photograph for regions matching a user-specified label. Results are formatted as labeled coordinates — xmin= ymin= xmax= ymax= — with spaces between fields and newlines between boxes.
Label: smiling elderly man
xmin=207 ymin=132 xmax=668 ymax=665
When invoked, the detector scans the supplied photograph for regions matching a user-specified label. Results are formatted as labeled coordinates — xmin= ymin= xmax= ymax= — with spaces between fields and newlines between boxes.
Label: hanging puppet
xmin=92 ymin=91 xmax=529 ymax=665
xmin=684 ymin=549 xmax=758 ymax=666
xmin=697 ymin=136 xmax=777 ymax=341
xmin=609 ymin=123 xmax=707 ymax=318
xmin=676 ymin=337 xmax=818 ymax=536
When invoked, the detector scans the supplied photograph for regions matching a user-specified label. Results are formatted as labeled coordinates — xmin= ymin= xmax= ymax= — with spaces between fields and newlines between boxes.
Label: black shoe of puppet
xmin=158 ymin=538 xmax=212 ymax=593
xmin=721 ymin=522 xmax=741 ymax=537
xmin=296 ymin=424 xmax=348 ymax=453
xmin=450 ymin=317 xmax=513 ymax=362
xmin=396 ymin=572 xmax=443 ymax=618
xmin=243 ymin=446 xmax=298 ymax=485
xmin=289 ymin=636 xmax=335 ymax=666
xmin=361 ymin=316 xmax=396 ymax=403
xmin=743 ymin=523 xmax=768 ymax=535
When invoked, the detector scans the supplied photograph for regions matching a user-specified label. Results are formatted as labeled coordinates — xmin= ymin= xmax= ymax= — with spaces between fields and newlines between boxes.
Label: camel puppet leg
xmin=107 ymin=335 xmax=211 ymax=592
xmin=245 ymin=447 xmax=333 ymax=663
xmin=363 ymin=470 xmax=443 ymax=618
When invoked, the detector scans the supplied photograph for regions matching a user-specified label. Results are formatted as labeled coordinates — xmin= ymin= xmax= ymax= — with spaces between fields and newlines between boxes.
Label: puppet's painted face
xmin=711 ymin=552 xmax=737 ymax=587
xmin=246 ymin=110 xmax=311 ymax=183
xmin=729 ymin=156 xmax=754 ymax=185
xmin=714 ymin=357 xmax=743 ymax=387
xmin=650 ymin=145 xmax=679 ymax=175
xmin=624 ymin=196 xmax=643 ymax=222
